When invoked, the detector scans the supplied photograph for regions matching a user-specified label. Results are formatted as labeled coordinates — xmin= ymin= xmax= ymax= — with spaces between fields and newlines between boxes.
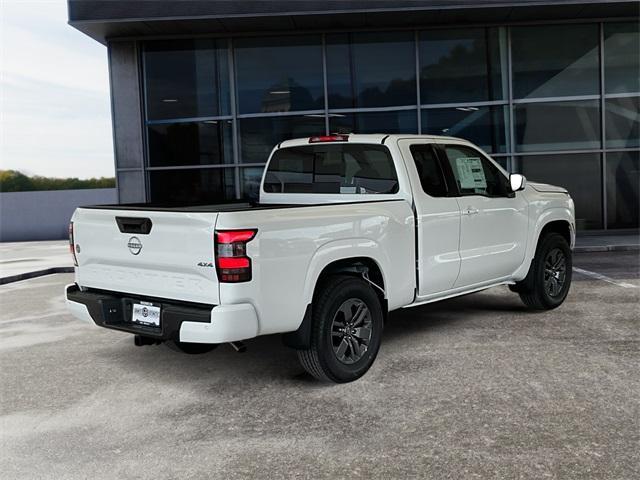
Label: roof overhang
xmin=67 ymin=0 xmax=640 ymax=44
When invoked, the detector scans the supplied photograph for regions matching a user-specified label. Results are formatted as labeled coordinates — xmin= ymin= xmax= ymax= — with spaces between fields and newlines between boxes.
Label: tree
xmin=0 ymin=170 xmax=116 ymax=192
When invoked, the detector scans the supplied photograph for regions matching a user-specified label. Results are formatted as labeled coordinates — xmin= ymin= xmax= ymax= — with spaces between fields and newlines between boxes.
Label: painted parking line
xmin=572 ymin=267 xmax=638 ymax=289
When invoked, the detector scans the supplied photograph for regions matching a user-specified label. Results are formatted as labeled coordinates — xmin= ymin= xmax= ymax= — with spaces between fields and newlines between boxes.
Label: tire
xmin=166 ymin=340 xmax=218 ymax=355
xmin=516 ymin=232 xmax=572 ymax=310
xmin=297 ymin=275 xmax=384 ymax=383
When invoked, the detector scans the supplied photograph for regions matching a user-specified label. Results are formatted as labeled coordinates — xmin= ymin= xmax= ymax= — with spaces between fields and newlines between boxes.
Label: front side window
xmin=263 ymin=144 xmax=399 ymax=195
xmin=443 ymin=145 xmax=509 ymax=197
xmin=409 ymin=144 xmax=449 ymax=197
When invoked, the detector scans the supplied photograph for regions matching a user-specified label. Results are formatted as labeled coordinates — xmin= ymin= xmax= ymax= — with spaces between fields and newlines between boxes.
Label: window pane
xmin=494 ymin=157 xmax=508 ymax=170
xmin=519 ymin=154 xmax=602 ymax=230
xmin=409 ymin=144 xmax=449 ymax=197
xmin=326 ymin=32 xmax=416 ymax=108
xmin=264 ymin=144 xmax=398 ymax=194
xmin=607 ymin=151 xmax=639 ymax=229
xmin=144 ymin=40 xmax=229 ymax=120
xmin=419 ymin=27 xmax=507 ymax=104
xmin=511 ymin=24 xmax=599 ymax=99
xmin=235 ymin=36 xmax=323 ymax=114
xmin=149 ymin=168 xmax=236 ymax=204
xmin=241 ymin=167 xmax=264 ymax=202
xmin=330 ymin=110 xmax=417 ymax=135
xmin=422 ymin=106 xmax=508 ymax=153
xmin=514 ymin=100 xmax=600 ymax=152
xmin=443 ymin=145 xmax=509 ymax=197
xmin=148 ymin=120 xmax=233 ymax=167
xmin=604 ymin=22 xmax=640 ymax=94
xmin=239 ymin=115 xmax=325 ymax=164
xmin=605 ymin=96 xmax=640 ymax=149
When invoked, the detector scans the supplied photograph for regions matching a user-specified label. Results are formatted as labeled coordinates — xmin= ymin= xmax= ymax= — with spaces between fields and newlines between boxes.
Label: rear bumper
xmin=65 ymin=284 xmax=259 ymax=344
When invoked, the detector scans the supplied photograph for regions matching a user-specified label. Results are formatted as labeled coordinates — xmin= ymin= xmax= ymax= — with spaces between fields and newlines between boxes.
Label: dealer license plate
xmin=131 ymin=302 xmax=161 ymax=327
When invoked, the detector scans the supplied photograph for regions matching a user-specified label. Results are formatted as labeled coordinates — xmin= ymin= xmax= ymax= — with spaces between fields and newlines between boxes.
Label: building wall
xmin=0 ymin=189 xmax=118 ymax=241
xmin=108 ymin=20 xmax=639 ymax=230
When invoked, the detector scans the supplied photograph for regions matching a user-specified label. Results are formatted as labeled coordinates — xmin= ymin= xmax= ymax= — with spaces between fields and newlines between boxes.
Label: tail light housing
xmin=215 ymin=229 xmax=257 ymax=283
xmin=69 ymin=222 xmax=78 ymax=266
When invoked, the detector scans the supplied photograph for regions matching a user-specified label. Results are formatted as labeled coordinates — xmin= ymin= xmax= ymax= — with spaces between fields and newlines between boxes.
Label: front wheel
xmin=297 ymin=275 xmax=384 ymax=383
xmin=515 ymin=232 xmax=572 ymax=310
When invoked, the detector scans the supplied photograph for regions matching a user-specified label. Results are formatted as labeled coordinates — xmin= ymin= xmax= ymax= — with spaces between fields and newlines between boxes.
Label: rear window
xmin=263 ymin=144 xmax=399 ymax=195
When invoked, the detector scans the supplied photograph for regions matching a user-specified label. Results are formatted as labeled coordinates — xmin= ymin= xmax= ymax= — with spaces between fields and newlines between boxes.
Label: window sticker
xmin=455 ymin=157 xmax=487 ymax=189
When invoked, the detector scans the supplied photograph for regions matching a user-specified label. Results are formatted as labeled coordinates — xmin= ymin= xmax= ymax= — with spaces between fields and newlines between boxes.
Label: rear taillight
xmin=215 ymin=229 xmax=257 ymax=283
xmin=69 ymin=222 xmax=78 ymax=266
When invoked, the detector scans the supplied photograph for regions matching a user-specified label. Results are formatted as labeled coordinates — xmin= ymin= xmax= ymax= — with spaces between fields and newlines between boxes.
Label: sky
xmin=1 ymin=0 xmax=114 ymax=179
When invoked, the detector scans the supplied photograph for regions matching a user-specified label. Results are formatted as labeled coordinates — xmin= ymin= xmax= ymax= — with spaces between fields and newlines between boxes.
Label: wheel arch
xmin=283 ymin=254 xmax=388 ymax=350
xmin=512 ymin=209 xmax=575 ymax=282
xmin=538 ymin=219 xmax=572 ymax=247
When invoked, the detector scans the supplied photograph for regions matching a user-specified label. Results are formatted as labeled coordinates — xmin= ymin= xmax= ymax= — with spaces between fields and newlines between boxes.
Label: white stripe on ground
xmin=573 ymin=267 xmax=638 ymax=289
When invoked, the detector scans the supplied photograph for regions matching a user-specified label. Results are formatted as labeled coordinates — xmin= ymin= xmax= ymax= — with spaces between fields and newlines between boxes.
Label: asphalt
xmin=0 ymin=251 xmax=638 ymax=479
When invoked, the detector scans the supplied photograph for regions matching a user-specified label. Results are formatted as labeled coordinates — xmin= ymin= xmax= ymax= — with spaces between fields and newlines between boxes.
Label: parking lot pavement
xmin=1 ymin=252 xmax=638 ymax=479
xmin=0 ymin=240 xmax=71 ymax=283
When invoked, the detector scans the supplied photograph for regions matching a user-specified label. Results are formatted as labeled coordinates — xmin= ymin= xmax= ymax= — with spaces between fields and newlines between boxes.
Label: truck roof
xmin=278 ymin=133 xmax=468 ymax=149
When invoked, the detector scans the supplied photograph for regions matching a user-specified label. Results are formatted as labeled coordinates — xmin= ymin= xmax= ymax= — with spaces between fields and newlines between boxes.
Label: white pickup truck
xmin=66 ymin=134 xmax=575 ymax=382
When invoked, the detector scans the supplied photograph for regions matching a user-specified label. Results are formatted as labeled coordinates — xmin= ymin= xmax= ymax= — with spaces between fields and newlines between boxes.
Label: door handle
xmin=464 ymin=207 xmax=479 ymax=215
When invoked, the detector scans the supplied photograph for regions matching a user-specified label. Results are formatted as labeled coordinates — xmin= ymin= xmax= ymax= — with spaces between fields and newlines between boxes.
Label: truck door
xmin=437 ymin=143 xmax=529 ymax=287
xmin=398 ymin=139 xmax=461 ymax=296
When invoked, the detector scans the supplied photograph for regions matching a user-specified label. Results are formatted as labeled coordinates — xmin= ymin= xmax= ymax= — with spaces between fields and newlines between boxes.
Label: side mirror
xmin=510 ymin=174 xmax=526 ymax=192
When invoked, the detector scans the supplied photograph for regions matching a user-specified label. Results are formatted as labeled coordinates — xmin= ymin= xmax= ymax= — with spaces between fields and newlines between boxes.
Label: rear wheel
xmin=166 ymin=340 xmax=218 ymax=355
xmin=297 ymin=275 xmax=383 ymax=383
xmin=515 ymin=232 xmax=572 ymax=310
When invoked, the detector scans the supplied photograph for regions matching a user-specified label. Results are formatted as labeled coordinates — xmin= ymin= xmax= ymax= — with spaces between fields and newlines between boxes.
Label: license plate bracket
xmin=131 ymin=302 xmax=161 ymax=327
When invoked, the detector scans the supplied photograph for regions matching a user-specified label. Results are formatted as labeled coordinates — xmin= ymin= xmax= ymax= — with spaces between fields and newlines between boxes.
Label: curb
xmin=574 ymin=245 xmax=639 ymax=253
xmin=0 ymin=267 xmax=74 ymax=285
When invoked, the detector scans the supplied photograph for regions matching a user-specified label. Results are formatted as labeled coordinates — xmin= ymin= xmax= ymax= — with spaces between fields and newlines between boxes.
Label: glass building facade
xmin=130 ymin=21 xmax=639 ymax=230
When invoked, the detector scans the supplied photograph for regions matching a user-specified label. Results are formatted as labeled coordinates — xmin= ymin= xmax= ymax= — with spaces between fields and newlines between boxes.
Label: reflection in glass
xmin=606 ymin=151 xmax=639 ymax=229
xmin=605 ymin=96 xmax=640 ymax=149
xmin=330 ymin=110 xmax=417 ymax=135
xmin=604 ymin=22 xmax=640 ymax=94
xmin=494 ymin=157 xmax=508 ymax=171
xmin=520 ymin=154 xmax=602 ymax=230
xmin=422 ymin=106 xmax=508 ymax=153
xmin=144 ymin=40 xmax=229 ymax=120
xmin=514 ymin=100 xmax=600 ymax=152
xmin=149 ymin=168 xmax=236 ymax=204
xmin=511 ymin=24 xmax=599 ymax=99
xmin=242 ymin=167 xmax=265 ymax=202
xmin=326 ymin=32 xmax=416 ymax=108
xmin=239 ymin=115 xmax=326 ymax=163
xmin=235 ymin=36 xmax=324 ymax=114
xmin=419 ymin=27 xmax=507 ymax=104
xmin=148 ymin=121 xmax=233 ymax=167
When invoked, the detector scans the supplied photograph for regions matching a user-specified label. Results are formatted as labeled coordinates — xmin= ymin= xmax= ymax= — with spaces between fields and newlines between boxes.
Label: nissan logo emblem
xmin=127 ymin=236 xmax=142 ymax=255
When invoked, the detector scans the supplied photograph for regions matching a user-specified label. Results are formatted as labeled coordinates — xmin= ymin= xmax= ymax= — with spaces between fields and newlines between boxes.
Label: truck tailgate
xmin=72 ymin=208 xmax=220 ymax=305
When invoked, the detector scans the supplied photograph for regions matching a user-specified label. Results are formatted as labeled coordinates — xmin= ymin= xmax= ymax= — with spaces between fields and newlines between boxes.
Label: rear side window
xmin=442 ymin=145 xmax=509 ymax=197
xmin=409 ymin=144 xmax=449 ymax=197
xmin=263 ymin=144 xmax=399 ymax=194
